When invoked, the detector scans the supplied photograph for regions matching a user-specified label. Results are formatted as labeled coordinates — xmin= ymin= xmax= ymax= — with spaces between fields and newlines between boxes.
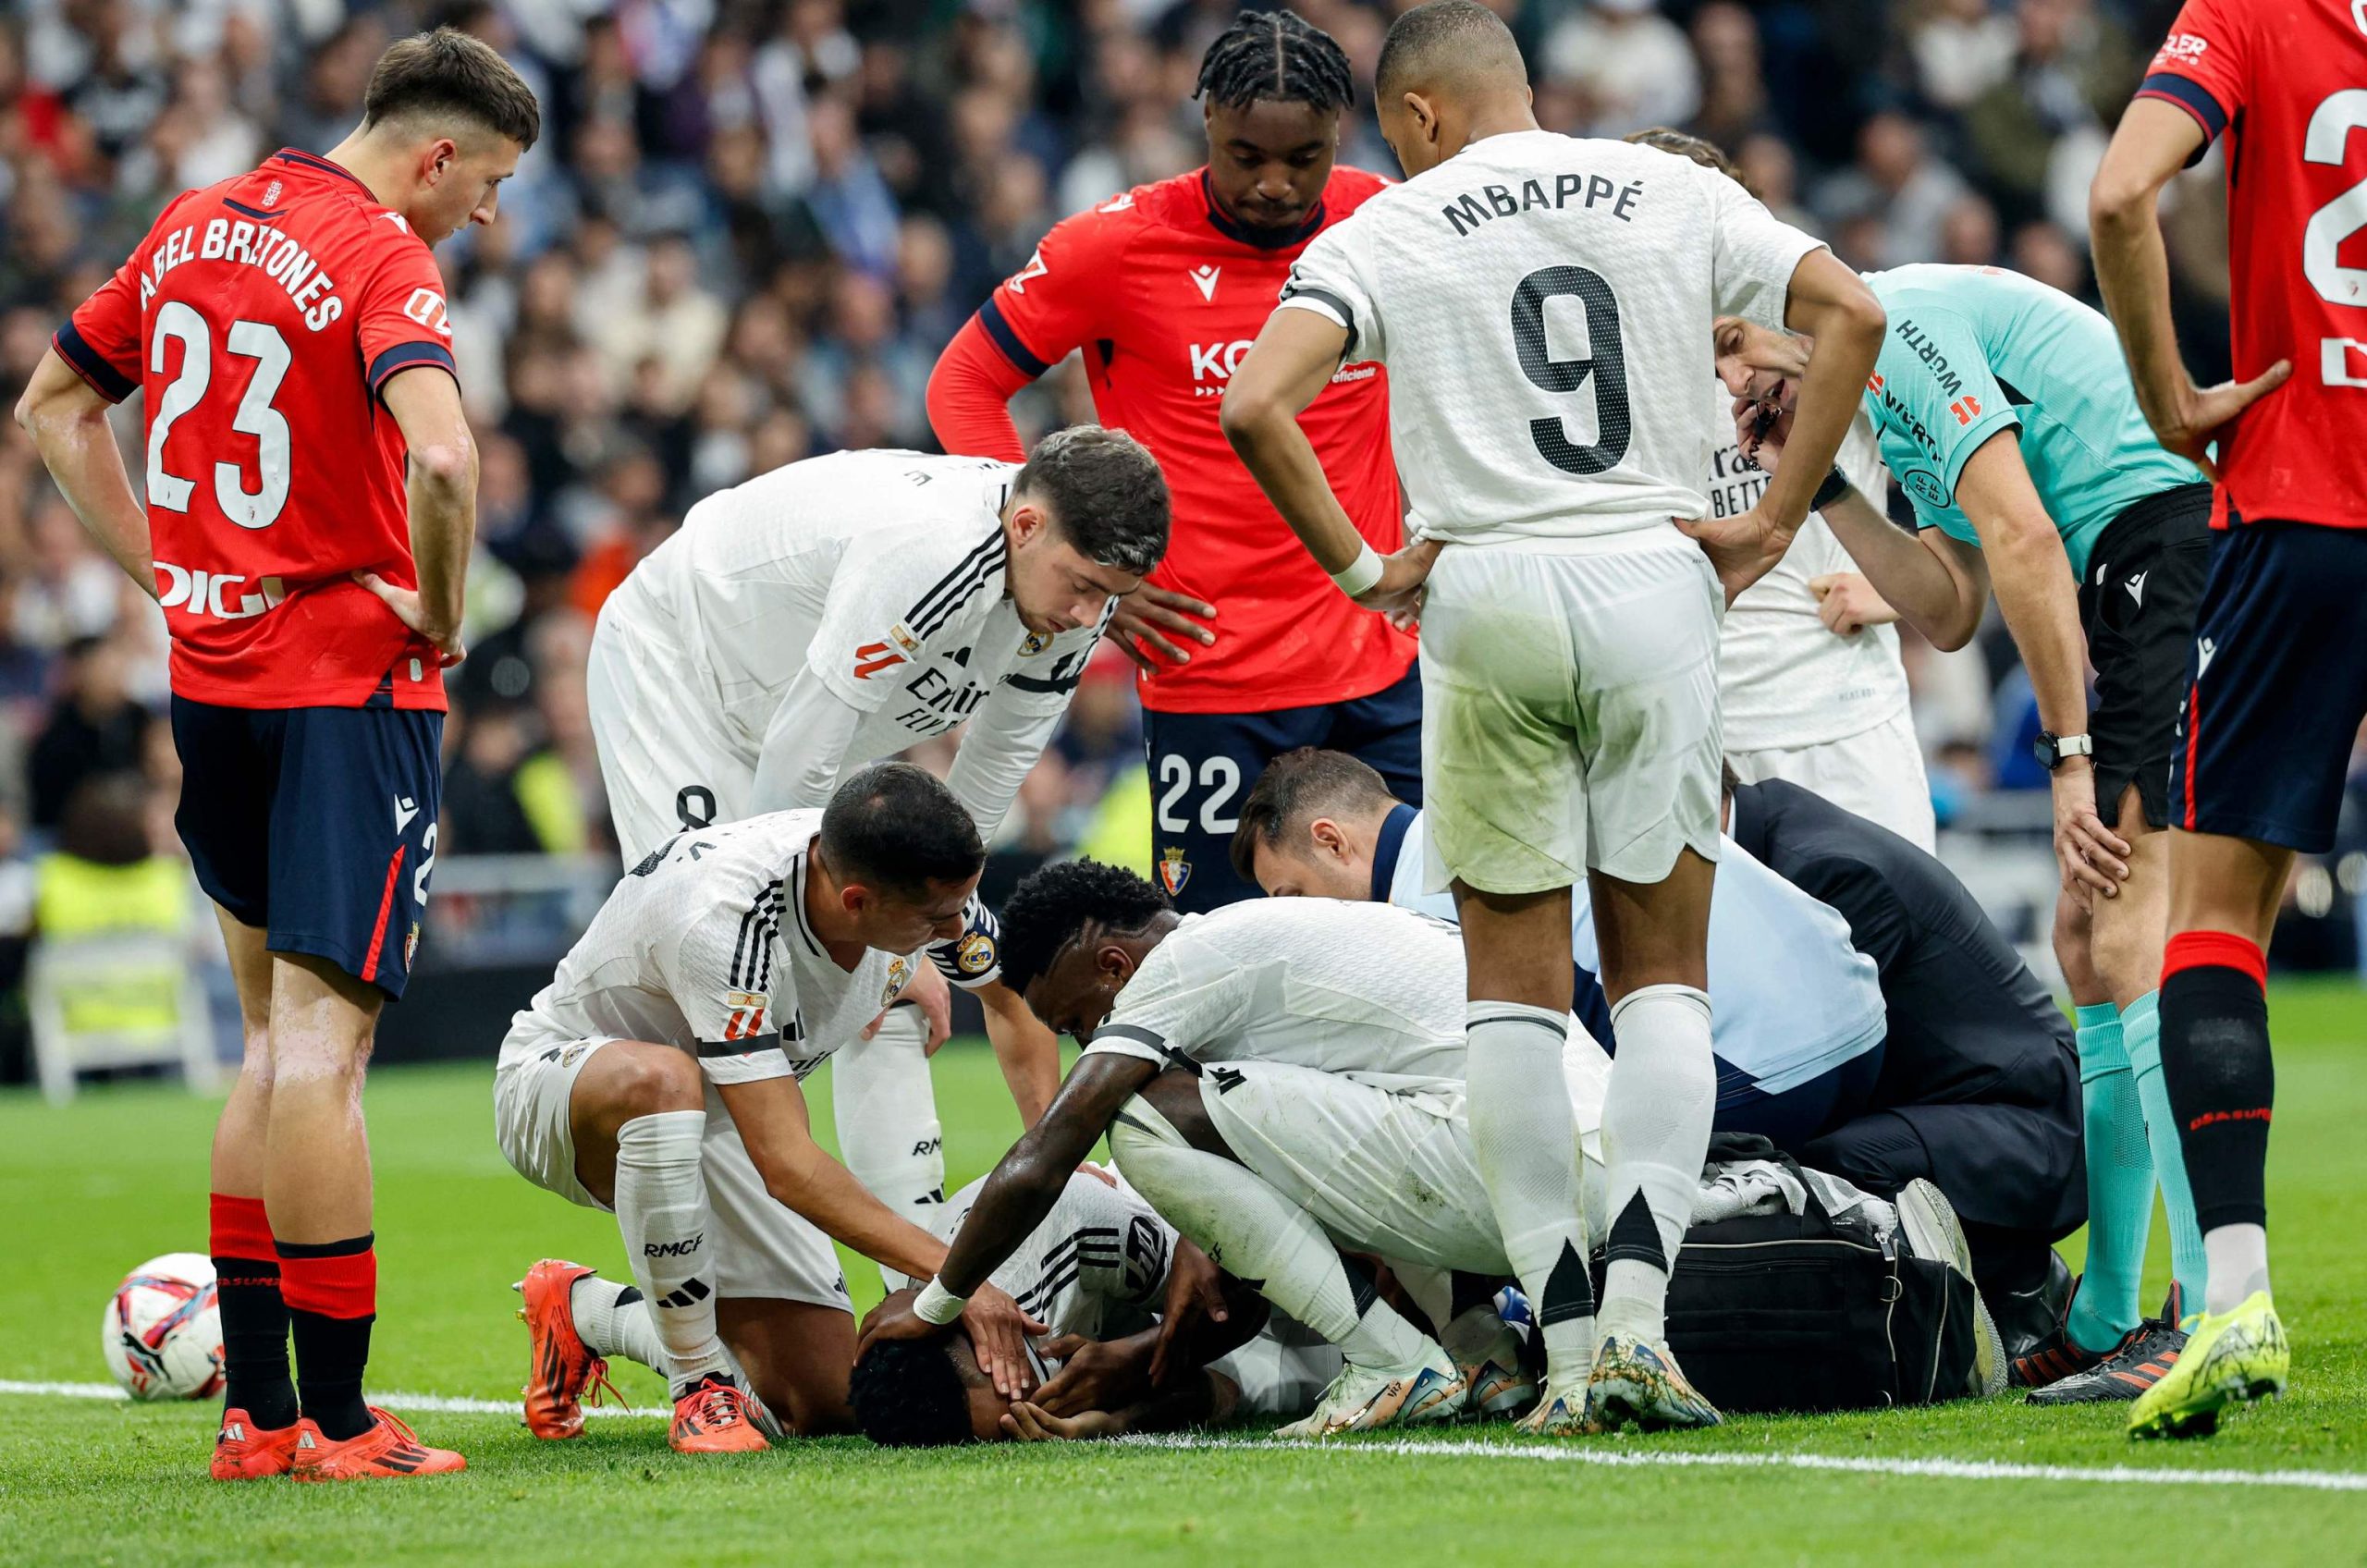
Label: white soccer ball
xmin=101 ymin=1253 xmax=225 ymax=1402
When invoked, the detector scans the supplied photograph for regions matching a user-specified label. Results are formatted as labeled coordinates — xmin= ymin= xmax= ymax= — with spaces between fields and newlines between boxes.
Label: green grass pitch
xmin=5 ymin=982 xmax=2364 ymax=1564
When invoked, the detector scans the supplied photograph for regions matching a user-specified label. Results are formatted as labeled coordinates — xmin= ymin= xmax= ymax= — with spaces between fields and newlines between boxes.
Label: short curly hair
xmin=997 ymin=858 xmax=1172 ymax=996
xmin=848 ymin=1337 xmax=977 ymax=1449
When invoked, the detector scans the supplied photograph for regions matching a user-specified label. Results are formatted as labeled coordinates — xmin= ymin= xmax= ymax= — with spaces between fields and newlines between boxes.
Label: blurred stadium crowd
xmin=0 ymin=0 xmax=2359 ymax=1084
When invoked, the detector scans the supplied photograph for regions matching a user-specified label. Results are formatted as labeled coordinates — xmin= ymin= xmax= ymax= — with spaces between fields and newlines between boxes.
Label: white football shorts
xmin=586 ymin=600 xmax=754 ymax=864
xmin=1724 ymin=704 xmax=1936 ymax=851
xmin=1417 ymin=531 xmax=1724 ymax=893
xmin=493 ymin=1023 xmax=852 ymax=1312
xmin=1195 ymin=1060 xmax=1610 ymax=1275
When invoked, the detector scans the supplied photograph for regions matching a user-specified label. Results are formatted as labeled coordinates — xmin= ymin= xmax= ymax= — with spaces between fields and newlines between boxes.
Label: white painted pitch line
xmin=0 ymin=1378 xmax=649 ymax=1421
xmin=1119 ymin=1433 xmax=2367 ymax=1493
xmin=9 ymin=1379 xmax=2363 ymax=1493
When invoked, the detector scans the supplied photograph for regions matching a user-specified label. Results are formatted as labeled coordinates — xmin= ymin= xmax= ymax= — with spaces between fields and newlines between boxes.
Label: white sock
xmin=832 ymin=1005 xmax=946 ymax=1226
xmin=614 ymin=1109 xmax=732 ymax=1397
xmin=1110 ymin=1121 xmax=1431 ymax=1373
xmin=570 ymin=1273 xmax=668 ymax=1371
xmin=1466 ymin=1001 xmax=1594 ymax=1384
xmin=2202 ymin=1222 xmax=2271 ymax=1315
xmin=1597 ymin=985 xmax=1715 ymax=1347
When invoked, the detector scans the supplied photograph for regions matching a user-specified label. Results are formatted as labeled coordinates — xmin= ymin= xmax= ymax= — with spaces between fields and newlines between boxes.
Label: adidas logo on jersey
xmin=1190 ymin=264 xmax=1220 ymax=301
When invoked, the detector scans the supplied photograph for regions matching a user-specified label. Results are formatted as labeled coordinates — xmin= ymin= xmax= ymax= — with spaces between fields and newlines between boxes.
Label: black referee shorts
xmin=2077 ymin=483 xmax=2213 ymax=830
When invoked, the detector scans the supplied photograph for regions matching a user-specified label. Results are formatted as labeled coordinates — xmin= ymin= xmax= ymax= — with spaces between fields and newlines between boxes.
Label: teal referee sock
xmin=2068 ymin=1004 xmax=2150 ymax=1354
xmin=2123 ymin=989 xmax=2209 ymax=1314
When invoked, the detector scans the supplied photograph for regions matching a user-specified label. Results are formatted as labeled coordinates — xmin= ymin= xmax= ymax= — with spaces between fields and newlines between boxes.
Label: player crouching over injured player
xmin=1234 ymin=748 xmax=2085 ymax=1370
xmin=851 ymin=1171 xmax=1344 ymax=1445
xmin=863 ymin=861 xmax=2000 ymax=1437
xmin=496 ymin=764 xmax=1047 ymax=1453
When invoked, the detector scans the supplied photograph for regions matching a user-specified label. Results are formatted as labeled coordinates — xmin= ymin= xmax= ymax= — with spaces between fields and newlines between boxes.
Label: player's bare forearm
xmin=2091 ymin=100 xmax=2206 ymax=442
xmin=1772 ymin=252 xmax=1887 ymax=527
xmin=1107 ymin=1369 xmax=1225 ymax=1436
xmin=722 ymin=1075 xmax=949 ymax=1280
xmin=1818 ymin=485 xmax=1983 ymax=649
xmin=978 ymin=981 xmax=1061 ymax=1127
xmin=14 ymin=351 xmax=153 ymax=595
xmin=383 ymin=367 xmax=476 ymax=646
xmin=1220 ymin=309 xmax=1364 ymax=575
xmin=938 ymin=1052 xmax=1155 ymax=1295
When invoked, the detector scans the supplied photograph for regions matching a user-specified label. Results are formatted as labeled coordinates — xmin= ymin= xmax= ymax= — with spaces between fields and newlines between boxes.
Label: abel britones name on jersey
xmin=134 ymin=216 xmax=350 ymax=332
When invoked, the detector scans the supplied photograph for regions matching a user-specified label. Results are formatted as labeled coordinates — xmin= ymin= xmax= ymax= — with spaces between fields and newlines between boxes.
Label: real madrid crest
xmin=1019 ymin=631 xmax=1054 ymax=657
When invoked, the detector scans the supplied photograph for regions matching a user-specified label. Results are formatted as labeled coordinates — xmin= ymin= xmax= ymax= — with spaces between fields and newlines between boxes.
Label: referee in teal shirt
xmin=1694 ymin=260 xmax=2209 ymax=1402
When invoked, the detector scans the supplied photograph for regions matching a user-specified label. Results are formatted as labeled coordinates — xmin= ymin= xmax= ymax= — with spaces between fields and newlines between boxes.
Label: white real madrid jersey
xmin=1710 ymin=390 xmax=1912 ymax=752
xmin=1278 ymin=132 xmax=1824 ymax=546
xmin=501 ymin=810 xmax=914 ymax=1087
xmin=609 ymin=449 xmax=1105 ymax=824
xmin=1080 ymin=900 xmax=1612 ymax=1118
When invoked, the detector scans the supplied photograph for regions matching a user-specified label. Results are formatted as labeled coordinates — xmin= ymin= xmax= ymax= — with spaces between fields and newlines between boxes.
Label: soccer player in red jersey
xmin=926 ymin=9 xmax=1415 ymax=912
xmin=14 ymin=30 xmax=537 ymax=1480
xmin=2089 ymin=0 xmax=2367 ymax=1435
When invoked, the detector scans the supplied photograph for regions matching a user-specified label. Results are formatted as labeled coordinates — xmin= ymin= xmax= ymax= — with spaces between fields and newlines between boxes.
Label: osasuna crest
xmin=1158 ymin=847 xmax=1192 ymax=898
xmin=404 ymin=922 xmax=421 ymax=970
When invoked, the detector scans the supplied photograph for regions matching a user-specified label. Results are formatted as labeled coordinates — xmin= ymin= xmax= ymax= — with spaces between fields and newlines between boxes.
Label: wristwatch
xmin=2033 ymin=731 xmax=2094 ymax=771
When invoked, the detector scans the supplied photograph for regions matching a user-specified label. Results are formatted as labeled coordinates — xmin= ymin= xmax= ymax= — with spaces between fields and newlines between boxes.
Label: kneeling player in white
xmin=849 ymin=1171 xmax=1343 ymax=1445
xmin=863 ymin=862 xmax=1622 ymax=1438
xmin=498 ymin=764 xmax=1043 ymax=1453
xmin=1234 ymin=748 xmax=1886 ymax=1151
xmin=586 ymin=427 xmax=1171 ymax=1218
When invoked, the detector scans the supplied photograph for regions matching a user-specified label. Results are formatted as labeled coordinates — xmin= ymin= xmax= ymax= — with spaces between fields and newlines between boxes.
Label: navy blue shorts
xmin=1142 ymin=666 xmax=1423 ymax=913
xmin=2175 ymin=520 xmax=2367 ymax=854
xmin=1712 ymin=1044 xmax=1887 ymax=1153
xmin=170 ymin=697 xmax=444 ymax=998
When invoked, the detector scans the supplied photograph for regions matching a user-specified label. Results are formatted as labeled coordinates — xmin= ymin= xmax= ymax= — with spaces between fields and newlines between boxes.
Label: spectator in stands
xmin=1543 ymin=0 xmax=1701 ymax=137
xmin=1814 ymin=111 xmax=1972 ymax=272
xmin=28 ymin=635 xmax=151 ymax=833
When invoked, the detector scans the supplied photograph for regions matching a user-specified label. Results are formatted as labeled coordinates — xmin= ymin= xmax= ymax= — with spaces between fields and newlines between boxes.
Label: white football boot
xmin=1274 ymin=1344 xmax=1467 ymax=1439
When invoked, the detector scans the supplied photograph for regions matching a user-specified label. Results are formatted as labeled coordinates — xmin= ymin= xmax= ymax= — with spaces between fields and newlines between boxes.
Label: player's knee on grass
xmin=849 ymin=1293 xmax=1011 ymax=1446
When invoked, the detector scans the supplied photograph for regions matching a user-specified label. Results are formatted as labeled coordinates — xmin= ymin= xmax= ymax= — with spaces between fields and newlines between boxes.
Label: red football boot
xmin=516 ymin=1259 xmax=624 ymax=1439
xmin=210 ymin=1407 xmax=301 ymax=1480
xmin=288 ymin=1409 xmax=466 ymax=1481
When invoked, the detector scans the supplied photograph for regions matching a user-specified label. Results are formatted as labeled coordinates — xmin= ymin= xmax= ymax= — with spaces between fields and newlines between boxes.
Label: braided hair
xmin=1194 ymin=9 xmax=1354 ymax=116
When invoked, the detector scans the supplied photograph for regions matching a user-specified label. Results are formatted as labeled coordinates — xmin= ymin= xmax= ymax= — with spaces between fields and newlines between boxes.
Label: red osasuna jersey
xmin=2136 ymin=0 xmax=2367 ymax=532
xmin=55 ymin=148 xmax=459 ymax=708
xmin=972 ymin=167 xmax=1411 ymax=715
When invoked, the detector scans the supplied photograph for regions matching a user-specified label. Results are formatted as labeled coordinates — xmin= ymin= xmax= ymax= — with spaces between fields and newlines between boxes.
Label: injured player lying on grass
xmin=859 ymin=860 xmax=2003 ymax=1438
xmin=851 ymin=1170 xmax=1344 ymax=1445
